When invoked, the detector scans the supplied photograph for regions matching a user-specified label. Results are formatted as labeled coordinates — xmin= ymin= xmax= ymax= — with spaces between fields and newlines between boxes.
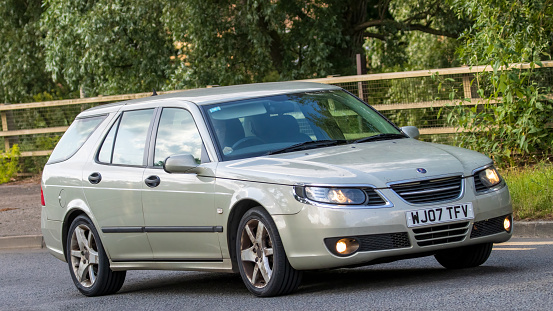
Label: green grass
xmin=500 ymin=161 xmax=553 ymax=220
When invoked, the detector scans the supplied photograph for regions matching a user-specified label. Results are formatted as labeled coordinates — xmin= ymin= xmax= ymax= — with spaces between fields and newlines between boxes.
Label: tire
xmin=434 ymin=242 xmax=493 ymax=269
xmin=66 ymin=215 xmax=126 ymax=296
xmin=236 ymin=207 xmax=302 ymax=297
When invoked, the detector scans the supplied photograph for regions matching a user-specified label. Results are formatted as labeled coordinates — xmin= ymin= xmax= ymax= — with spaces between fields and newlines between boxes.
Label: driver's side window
xmin=153 ymin=108 xmax=203 ymax=166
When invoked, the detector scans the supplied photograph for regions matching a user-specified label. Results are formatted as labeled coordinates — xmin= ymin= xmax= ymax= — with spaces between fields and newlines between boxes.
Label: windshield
xmin=203 ymin=90 xmax=403 ymax=161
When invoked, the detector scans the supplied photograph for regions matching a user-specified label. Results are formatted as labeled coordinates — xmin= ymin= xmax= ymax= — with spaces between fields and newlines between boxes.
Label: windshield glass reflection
xmin=204 ymin=90 xmax=403 ymax=161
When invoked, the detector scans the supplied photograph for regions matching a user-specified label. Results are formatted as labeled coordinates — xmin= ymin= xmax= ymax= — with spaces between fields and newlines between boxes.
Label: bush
xmin=0 ymin=145 xmax=21 ymax=184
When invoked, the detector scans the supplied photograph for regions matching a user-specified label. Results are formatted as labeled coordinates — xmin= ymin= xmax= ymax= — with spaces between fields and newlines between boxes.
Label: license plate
xmin=406 ymin=203 xmax=474 ymax=228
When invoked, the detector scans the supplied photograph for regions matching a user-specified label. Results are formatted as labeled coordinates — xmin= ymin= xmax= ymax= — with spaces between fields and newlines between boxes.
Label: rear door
xmin=82 ymin=105 xmax=156 ymax=261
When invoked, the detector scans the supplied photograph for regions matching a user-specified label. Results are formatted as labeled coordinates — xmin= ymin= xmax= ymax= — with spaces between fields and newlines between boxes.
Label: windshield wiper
xmin=352 ymin=133 xmax=406 ymax=144
xmin=266 ymin=140 xmax=347 ymax=155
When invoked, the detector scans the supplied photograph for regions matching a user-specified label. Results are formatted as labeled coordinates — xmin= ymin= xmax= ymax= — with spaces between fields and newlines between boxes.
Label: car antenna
xmin=152 ymin=89 xmax=158 ymax=96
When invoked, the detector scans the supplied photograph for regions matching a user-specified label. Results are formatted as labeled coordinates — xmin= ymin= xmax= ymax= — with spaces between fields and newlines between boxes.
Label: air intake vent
xmin=390 ymin=176 xmax=463 ymax=204
xmin=364 ymin=188 xmax=387 ymax=206
xmin=357 ymin=232 xmax=411 ymax=252
xmin=473 ymin=176 xmax=488 ymax=193
xmin=471 ymin=215 xmax=507 ymax=238
xmin=412 ymin=222 xmax=469 ymax=247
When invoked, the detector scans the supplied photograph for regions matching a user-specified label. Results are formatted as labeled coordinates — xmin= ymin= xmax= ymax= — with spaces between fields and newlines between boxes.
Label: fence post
xmin=0 ymin=104 xmax=9 ymax=153
xmin=462 ymin=73 xmax=472 ymax=99
xmin=356 ymin=54 xmax=366 ymax=101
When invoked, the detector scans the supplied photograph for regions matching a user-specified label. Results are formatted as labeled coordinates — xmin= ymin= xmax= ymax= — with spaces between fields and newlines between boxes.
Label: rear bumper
xmin=41 ymin=206 xmax=65 ymax=261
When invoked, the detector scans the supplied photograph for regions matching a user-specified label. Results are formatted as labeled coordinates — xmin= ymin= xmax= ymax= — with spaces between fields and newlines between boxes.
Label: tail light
xmin=41 ymin=186 xmax=45 ymax=206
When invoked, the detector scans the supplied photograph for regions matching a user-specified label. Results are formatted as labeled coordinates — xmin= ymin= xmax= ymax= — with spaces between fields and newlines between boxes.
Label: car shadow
xmin=297 ymin=265 xmax=514 ymax=295
xmin=116 ymin=261 xmax=517 ymax=297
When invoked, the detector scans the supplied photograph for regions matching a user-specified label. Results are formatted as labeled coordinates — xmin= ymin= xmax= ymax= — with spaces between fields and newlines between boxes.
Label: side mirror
xmin=401 ymin=126 xmax=420 ymax=140
xmin=163 ymin=154 xmax=200 ymax=174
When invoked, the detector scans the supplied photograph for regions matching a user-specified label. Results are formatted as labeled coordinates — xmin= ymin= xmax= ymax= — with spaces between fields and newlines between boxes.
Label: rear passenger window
xmin=98 ymin=109 xmax=155 ymax=166
xmin=154 ymin=108 xmax=203 ymax=166
xmin=47 ymin=115 xmax=107 ymax=164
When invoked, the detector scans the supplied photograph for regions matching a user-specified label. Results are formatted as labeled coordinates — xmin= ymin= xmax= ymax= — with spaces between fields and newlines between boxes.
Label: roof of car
xmin=81 ymin=82 xmax=341 ymax=115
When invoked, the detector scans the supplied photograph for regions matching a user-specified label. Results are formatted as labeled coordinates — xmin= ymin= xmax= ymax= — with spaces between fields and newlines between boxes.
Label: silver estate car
xmin=41 ymin=82 xmax=513 ymax=297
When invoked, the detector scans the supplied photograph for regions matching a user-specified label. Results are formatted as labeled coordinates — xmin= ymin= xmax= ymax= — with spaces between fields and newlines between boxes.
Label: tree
xmin=41 ymin=0 xmax=176 ymax=95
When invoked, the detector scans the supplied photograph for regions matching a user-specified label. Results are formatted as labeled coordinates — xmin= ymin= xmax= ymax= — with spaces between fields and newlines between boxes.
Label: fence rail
xmin=2 ymin=61 xmax=553 ymax=159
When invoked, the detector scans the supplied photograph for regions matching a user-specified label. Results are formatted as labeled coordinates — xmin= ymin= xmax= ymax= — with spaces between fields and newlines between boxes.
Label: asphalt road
xmin=1 ymin=238 xmax=552 ymax=311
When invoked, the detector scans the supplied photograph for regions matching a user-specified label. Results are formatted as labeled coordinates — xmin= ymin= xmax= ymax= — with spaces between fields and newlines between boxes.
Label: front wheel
xmin=434 ymin=242 xmax=493 ymax=269
xmin=66 ymin=215 xmax=126 ymax=296
xmin=236 ymin=207 xmax=302 ymax=297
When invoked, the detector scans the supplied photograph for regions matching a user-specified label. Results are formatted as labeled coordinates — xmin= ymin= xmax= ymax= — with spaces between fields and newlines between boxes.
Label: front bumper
xmin=275 ymin=185 xmax=512 ymax=270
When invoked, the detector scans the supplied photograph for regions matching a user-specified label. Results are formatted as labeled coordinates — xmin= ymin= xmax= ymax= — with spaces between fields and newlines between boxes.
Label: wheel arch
xmin=61 ymin=208 xmax=91 ymax=258
xmin=226 ymin=198 xmax=268 ymax=273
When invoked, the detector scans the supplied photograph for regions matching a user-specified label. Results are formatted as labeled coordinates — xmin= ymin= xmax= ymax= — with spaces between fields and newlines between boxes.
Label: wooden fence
xmin=2 ymin=61 xmax=553 ymax=158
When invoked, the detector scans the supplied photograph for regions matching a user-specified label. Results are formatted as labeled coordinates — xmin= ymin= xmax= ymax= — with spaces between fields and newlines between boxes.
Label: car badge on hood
xmin=416 ymin=168 xmax=427 ymax=174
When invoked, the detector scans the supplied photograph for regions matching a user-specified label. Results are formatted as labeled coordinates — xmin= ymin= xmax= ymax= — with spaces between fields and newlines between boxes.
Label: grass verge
xmin=501 ymin=161 xmax=553 ymax=220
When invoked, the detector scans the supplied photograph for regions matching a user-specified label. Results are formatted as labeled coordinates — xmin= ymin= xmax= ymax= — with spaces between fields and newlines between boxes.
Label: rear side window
xmin=47 ymin=115 xmax=107 ymax=164
xmin=97 ymin=109 xmax=155 ymax=166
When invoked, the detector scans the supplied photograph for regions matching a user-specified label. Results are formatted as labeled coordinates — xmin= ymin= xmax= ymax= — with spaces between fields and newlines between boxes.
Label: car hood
xmin=215 ymin=138 xmax=492 ymax=187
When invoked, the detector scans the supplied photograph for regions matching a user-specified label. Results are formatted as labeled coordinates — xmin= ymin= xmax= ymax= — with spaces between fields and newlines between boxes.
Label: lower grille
xmin=471 ymin=215 xmax=509 ymax=238
xmin=412 ymin=222 xmax=469 ymax=247
xmin=357 ymin=232 xmax=411 ymax=252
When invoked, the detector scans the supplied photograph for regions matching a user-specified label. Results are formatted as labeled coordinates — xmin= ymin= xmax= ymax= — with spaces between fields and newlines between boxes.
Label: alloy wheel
xmin=69 ymin=224 xmax=99 ymax=287
xmin=239 ymin=218 xmax=274 ymax=288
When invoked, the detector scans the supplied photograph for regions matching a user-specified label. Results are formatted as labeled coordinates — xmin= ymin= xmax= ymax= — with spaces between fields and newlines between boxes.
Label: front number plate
xmin=406 ymin=203 xmax=474 ymax=228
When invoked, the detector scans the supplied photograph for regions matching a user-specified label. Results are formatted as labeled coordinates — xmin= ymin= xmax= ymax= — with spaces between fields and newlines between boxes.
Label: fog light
xmin=335 ymin=238 xmax=360 ymax=256
xmin=336 ymin=241 xmax=348 ymax=253
xmin=504 ymin=216 xmax=512 ymax=232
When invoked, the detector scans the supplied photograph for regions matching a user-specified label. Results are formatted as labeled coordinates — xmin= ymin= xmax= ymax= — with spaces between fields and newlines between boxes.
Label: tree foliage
xmin=1 ymin=0 xmax=472 ymax=97
xmin=363 ymin=0 xmax=469 ymax=71
xmin=0 ymin=0 xmax=58 ymax=103
xmin=41 ymin=0 xmax=176 ymax=95
xmin=163 ymin=0 xmax=471 ymax=88
xmin=446 ymin=0 xmax=553 ymax=166
xmin=164 ymin=0 xmax=347 ymax=88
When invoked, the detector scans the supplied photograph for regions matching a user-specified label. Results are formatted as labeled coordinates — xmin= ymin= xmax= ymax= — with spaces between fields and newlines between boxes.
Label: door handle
xmin=88 ymin=172 xmax=102 ymax=184
xmin=144 ymin=175 xmax=161 ymax=188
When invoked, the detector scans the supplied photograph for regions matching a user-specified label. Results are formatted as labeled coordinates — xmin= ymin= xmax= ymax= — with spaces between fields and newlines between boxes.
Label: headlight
xmin=300 ymin=186 xmax=366 ymax=205
xmin=478 ymin=167 xmax=501 ymax=187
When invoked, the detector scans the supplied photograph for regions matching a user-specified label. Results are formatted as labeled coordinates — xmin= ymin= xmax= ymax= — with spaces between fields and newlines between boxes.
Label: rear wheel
xmin=66 ymin=215 xmax=126 ymax=296
xmin=434 ymin=243 xmax=493 ymax=269
xmin=236 ymin=207 xmax=302 ymax=297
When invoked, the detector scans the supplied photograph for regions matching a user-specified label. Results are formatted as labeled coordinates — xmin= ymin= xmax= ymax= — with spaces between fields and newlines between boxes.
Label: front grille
xmin=357 ymin=232 xmax=411 ymax=252
xmin=390 ymin=176 xmax=463 ymax=204
xmin=364 ymin=188 xmax=387 ymax=206
xmin=412 ymin=222 xmax=469 ymax=247
xmin=471 ymin=215 xmax=509 ymax=238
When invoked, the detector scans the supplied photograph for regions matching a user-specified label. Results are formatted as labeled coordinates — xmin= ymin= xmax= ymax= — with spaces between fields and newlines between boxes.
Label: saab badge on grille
xmin=416 ymin=168 xmax=427 ymax=174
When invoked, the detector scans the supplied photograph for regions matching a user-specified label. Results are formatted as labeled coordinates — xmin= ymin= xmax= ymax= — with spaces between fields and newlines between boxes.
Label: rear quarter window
xmin=47 ymin=115 xmax=107 ymax=164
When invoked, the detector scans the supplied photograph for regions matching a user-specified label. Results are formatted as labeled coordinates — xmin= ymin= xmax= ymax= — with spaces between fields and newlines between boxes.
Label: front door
xmin=141 ymin=107 xmax=222 ymax=260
